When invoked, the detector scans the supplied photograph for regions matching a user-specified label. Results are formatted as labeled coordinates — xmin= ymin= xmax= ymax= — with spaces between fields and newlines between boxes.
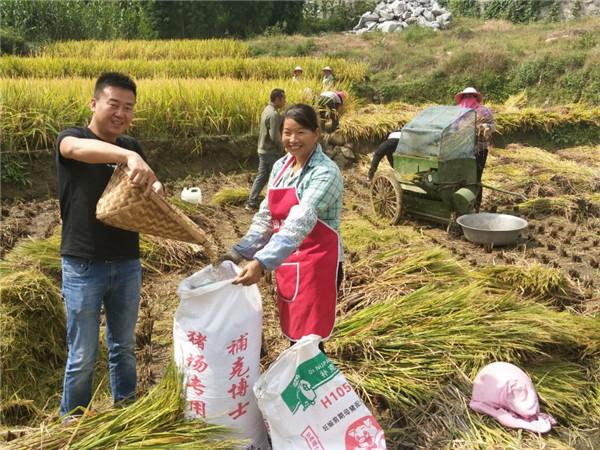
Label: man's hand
xmin=152 ymin=181 xmax=165 ymax=197
xmin=233 ymin=259 xmax=264 ymax=286
xmin=126 ymin=152 xmax=157 ymax=196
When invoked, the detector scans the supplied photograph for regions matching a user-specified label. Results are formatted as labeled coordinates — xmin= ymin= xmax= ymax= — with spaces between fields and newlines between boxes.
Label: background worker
xmin=318 ymin=90 xmax=346 ymax=132
xmin=292 ymin=66 xmax=303 ymax=82
xmin=366 ymin=129 xmax=402 ymax=183
xmin=56 ymin=72 xmax=163 ymax=419
xmin=321 ymin=66 xmax=335 ymax=88
xmin=246 ymin=88 xmax=286 ymax=211
xmin=455 ymin=87 xmax=495 ymax=210
xmin=218 ymin=104 xmax=343 ymax=353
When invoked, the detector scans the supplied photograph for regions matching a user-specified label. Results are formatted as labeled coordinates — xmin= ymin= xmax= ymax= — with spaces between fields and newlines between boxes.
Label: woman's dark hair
xmin=281 ymin=103 xmax=319 ymax=132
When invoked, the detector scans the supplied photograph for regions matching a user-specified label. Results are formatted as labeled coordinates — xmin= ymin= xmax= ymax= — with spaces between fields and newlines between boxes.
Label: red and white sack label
xmin=174 ymin=262 xmax=270 ymax=450
xmin=254 ymin=335 xmax=386 ymax=450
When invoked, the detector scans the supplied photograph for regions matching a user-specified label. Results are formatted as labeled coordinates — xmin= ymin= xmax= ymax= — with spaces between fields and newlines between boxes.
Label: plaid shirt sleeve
xmin=254 ymin=160 xmax=343 ymax=270
xmin=232 ymin=160 xmax=284 ymax=260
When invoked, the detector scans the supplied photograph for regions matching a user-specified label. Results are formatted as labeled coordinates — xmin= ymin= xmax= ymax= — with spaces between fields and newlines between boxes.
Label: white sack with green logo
xmin=253 ymin=334 xmax=386 ymax=450
xmin=175 ymin=261 xmax=270 ymax=450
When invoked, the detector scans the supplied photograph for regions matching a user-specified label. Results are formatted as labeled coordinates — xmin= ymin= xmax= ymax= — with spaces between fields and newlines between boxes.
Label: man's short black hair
xmin=270 ymin=88 xmax=285 ymax=103
xmin=94 ymin=72 xmax=137 ymax=98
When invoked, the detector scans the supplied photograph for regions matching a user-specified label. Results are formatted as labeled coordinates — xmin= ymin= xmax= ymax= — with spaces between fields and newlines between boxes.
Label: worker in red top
xmin=455 ymin=87 xmax=495 ymax=211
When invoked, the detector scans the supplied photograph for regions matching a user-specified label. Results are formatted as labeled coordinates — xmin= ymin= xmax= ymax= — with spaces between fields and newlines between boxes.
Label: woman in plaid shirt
xmin=219 ymin=104 xmax=344 ymax=351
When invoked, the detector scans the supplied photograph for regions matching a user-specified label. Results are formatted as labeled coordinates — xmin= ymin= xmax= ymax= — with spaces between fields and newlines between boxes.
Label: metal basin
xmin=456 ymin=213 xmax=528 ymax=246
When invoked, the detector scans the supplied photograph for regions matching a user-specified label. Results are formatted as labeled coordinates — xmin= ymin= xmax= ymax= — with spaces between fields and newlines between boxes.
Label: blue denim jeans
xmin=247 ymin=153 xmax=280 ymax=208
xmin=60 ymin=256 xmax=142 ymax=416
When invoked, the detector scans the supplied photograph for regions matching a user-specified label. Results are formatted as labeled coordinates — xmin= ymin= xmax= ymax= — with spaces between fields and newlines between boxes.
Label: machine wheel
xmin=371 ymin=171 xmax=403 ymax=224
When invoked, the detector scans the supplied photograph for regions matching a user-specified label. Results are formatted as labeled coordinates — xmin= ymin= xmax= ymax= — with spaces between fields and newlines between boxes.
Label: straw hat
xmin=96 ymin=166 xmax=213 ymax=257
xmin=322 ymin=66 xmax=333 ymax=72
xmin=293 ymin=66 xmax=303 ymax=73
xmin=455 ymin=87 xmax=482 ymax=104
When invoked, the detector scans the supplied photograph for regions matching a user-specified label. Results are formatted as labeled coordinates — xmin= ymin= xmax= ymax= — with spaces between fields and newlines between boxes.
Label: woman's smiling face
xmin=282 ymin=117 xmax=320 ymax=160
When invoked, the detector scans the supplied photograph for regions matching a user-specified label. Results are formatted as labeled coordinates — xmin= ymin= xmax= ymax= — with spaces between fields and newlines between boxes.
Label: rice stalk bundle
xmin=0 ymin=56 xmax=368 ymax=82
xmin=331 ymin=283 xmax=600 ymax=412
xmin=39 ymin=39 xmax=249 ymax=59
xmin=529 ymin=360 xmax=600 ymax=426
xmin=341 ymin=246 xmax=468 ymax=310
xmin=477 ymin=263 xmax=582 ymax=304
xmin=517 ymin=195 xmax=577 ymax=217
xmin=1 ymin=77 xmax=344 ymax=153
xmin=0 ymin=227 xmax=204 ymax=279
xmin=556 ymin=145 xmax=600 ymax=167
xmin=6 ymin=364 xmax=238 ymax=450
xmin=0 ymin=269 xmax=66 ymax=423
xmin=139 ymin=236 xmax=206 ymax=275
xmin=485 ymin=145 xmax=599 ymax=196
xmin=338 ymin=102 xmax=600 ymax=142
xmin=339 ymin=103 xmax=419 ymax=142
xmin=0 ymin=233 xmax=62 ymax=277
xmin=212 ymin=187 xmax=251 ymax=206
xmin=340 ymin=219 xmax=419 ymax=254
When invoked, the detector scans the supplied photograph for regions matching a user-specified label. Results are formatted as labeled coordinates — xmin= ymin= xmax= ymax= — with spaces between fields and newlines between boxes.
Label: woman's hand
xmin=233 ymin=259 xmax=264 ymax=286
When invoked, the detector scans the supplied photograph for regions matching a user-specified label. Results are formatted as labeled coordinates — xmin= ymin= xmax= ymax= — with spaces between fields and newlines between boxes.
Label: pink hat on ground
xmin=469 ymin=362 xmax=557 ymax=433
xmin=455 ymin=87 xmax=483 ymax=104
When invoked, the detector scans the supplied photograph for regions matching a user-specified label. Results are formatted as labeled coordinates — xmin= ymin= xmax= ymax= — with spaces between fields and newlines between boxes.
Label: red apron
xmin=269 ymin=155 xmax=340 ymax=341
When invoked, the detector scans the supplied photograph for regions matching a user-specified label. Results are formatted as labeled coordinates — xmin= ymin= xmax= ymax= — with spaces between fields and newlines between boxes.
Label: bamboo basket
xmin=96 ymin=166 xmax=213 ymax=257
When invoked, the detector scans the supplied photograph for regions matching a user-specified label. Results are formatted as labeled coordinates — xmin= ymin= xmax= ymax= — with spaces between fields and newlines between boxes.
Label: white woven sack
xmin=254 ymin=335 xmax=386 ymax=450
xmin=174 ymin=261 xmax=269 ymax=450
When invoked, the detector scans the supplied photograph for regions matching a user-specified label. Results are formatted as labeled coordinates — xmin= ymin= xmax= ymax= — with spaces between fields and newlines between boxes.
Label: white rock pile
xmin=351 ymin=0 xmax=452 ymax=34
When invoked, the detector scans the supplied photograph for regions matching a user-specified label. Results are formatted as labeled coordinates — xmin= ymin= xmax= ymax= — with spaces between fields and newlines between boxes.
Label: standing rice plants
xmin=0 ymin=56 xmax=368 ymax=82
xmin=6 ymin=364 xmax=238 ymax=450
xmin=1 ymin=77 xmax=338 ymax=153
xmin=39 ymin=39 xmax=250 ymax=59
xmin=0 ymin=269 xmax=66 ymax=424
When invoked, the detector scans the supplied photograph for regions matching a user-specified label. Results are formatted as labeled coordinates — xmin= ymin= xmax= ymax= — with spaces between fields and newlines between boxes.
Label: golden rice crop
xmin=6 ymin=364 xmax=239 ymax=450
xmin=1 ymin=77 xmax=343 ymax=153
xmin=0 ymin=55 xmax=368 ymax=82
xmin=39 ymin=39 xmax=249 ymax=59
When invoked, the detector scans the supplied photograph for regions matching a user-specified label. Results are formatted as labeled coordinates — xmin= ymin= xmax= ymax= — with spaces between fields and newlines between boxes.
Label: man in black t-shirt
xmin=56 ymin=72 xmax=163 ymax=419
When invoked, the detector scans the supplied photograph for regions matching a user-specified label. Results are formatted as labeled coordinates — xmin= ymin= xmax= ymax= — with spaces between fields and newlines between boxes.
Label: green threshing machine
xmin=371 ymin=106 xmax=483 ymax=225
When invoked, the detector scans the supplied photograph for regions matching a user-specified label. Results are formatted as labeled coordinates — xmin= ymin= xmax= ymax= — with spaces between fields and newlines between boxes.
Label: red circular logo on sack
xmin=345 ymin=415 xmax=386 ymax=449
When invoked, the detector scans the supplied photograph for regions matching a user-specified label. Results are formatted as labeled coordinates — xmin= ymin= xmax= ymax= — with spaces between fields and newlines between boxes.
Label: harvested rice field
xmin=1 ymin=140 xmax=599 ymax=449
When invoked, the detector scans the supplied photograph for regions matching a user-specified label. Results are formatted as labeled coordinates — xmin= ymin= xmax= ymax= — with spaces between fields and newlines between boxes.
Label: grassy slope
xmin=248 ymin=17 xmax=600 ymax=106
